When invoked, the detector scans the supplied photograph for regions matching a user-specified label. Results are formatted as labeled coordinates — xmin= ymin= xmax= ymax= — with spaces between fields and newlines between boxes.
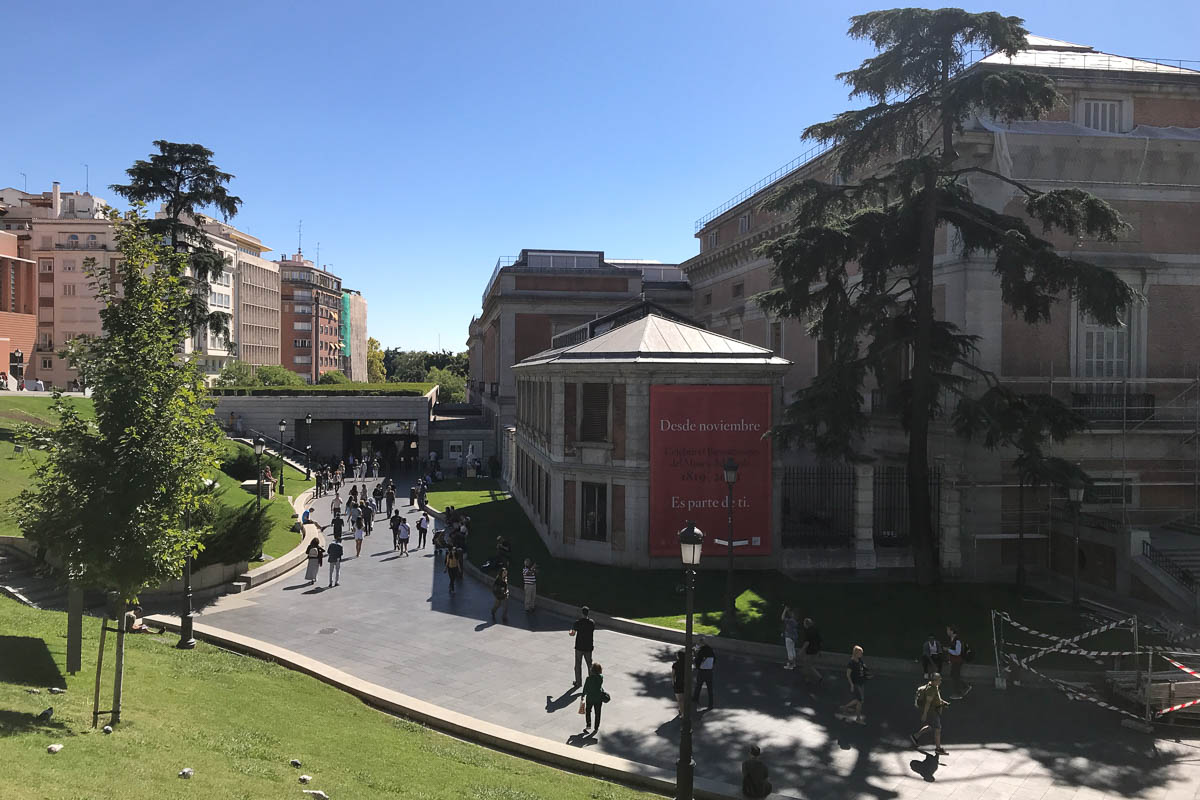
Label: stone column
xmin=854 ymin=464 xmax=877 ymax=571
xmin=939 ymin=463 xmax=963 ymax=573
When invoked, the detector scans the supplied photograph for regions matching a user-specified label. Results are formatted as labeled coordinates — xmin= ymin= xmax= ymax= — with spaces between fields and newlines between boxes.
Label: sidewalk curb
xmin=144 ymin=616 xmax=800 ymax=800
xmin=237 ymin=487 xmax=316 ymax=588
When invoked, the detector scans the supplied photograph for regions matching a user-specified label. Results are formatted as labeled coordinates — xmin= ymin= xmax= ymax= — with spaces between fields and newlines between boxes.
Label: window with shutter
xmin=581 ymin=482 xmax=608 ymax=541
xmin=564 ymin=382 xmax=577 ymax=447
xmin=580 ymin=383 xmax=609 ymax=442
xmin=1082 ymin=99 xmax=1121 ymax=133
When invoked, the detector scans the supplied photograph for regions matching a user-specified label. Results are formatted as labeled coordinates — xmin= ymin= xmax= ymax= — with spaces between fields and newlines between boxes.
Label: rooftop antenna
xmin=19 ymin=172 xmax=27 ymax=192
xmin=297 ymin=219 xmax=303 ymax=255
xmin=316 ymin=242 xmax=320 ymax=271
xmin=82 ymin=163 xmax=89 ymax=193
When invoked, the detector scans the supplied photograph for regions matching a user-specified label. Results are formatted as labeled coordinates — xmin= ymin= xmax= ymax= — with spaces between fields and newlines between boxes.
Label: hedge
xmin=210 ymin=383 xmax=436 ymax=397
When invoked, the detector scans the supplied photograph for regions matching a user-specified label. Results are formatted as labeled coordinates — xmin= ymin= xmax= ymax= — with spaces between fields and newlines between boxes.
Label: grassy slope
xmin=427 ymin=478 xmax=1140 ymax=662
xmin=0 ymin=397 xmax=310 ymax=564
xmin=0 ymin=597 xmax=651 ymax=800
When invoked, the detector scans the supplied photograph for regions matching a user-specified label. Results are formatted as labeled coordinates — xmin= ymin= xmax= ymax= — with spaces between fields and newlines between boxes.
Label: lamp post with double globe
xmin=722 ymin=457 xmax=739 ymax=629
xmin=676 ymin=521 xmax=704 ymax=800
xmin=277 ymin=419 xmax=287 ymax=494
xmin=305 ymin=413 xmax=313 ymax=479
xmin=254 ymin=437 xmax=265 ymax=511
xmin=1068 ymin=469 xmax=1085 ymax=607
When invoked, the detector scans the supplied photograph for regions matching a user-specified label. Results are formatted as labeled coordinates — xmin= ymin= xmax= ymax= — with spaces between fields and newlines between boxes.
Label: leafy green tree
xmin=367 ymin=337 xmax=386 ymax=383
xmin=254 ymin=364 xmax=305 ymax=387
xmin=758 ymin=9 xmax=1132 ymax=584
xmin=110 ymin=141 xmax=243 ymax=346
xmin=385 ymin=349 xmax=429 ymax=382
xmin=318 ymin=369 xmax=351 ymax=384
xmin=17 ymin=207 xmax=222 ymax=722
xmin=215 ymin=359 xmax=259 ymax=387
xmin=427 ymin=366 xmax=465 ymax=403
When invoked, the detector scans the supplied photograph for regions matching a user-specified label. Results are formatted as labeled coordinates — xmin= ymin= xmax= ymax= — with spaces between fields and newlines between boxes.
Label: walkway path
xmin=195 ymin=477 xmax=1200 ymax=799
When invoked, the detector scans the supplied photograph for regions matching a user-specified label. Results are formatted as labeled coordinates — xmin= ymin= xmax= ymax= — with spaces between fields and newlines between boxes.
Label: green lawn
xmin=0 ymin=396 xmax=310 ymax=565
xmin=0 ymin=597 xmax=653 ymax=800
xmin=427 ymin=478 xmax=1145 ymax=663
xmin=0 ymin=396 xmax=95 ymax=537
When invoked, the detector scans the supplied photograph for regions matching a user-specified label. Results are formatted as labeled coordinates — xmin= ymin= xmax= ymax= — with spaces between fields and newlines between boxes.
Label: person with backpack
xmin=491 ymin=566 xmax=510 ymax=623
xmin=946 ymin=625 xmax=972 ymax=699
xmin=911 ymin=672 xmax=950 ymax=754
xmin=389 ymin=511 xmax=403 ymax=550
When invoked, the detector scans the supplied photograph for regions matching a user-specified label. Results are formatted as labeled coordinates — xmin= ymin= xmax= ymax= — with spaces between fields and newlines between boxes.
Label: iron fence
xmin=873 ymin=465 xmax=942 ymax=548
xmin=780 ymin=466 xmax=854 ymax=547
xmin=1143 ymin=539 xmax=1199 ymax=593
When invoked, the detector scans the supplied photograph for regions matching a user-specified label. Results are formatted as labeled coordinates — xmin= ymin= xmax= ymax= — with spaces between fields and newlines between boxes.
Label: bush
xmin=318 ymin=369 xmax=350 ymax=385
xmin=196 ymin=501 xmax=271 ymax=567
xmin=255 ymin=365 xmax=305 ymax=387
xmin=219 ymin=449 xmax=260 ymax=481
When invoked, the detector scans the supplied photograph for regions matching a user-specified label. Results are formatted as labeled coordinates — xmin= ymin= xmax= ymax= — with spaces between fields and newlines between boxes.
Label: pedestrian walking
xmin=445 ymin=547 xmax=463 ymax=594
xmin=389 ymin=511 xmax=403 ymax=550
xmin=781 ymin=606 xmax=798 ymax=669
xmin=372 ymin=482 xmax=385 ymax=511
xmin=799 ymin=616 xmax=823 ymax=684
xmin=491 ymin=566 xmax=510 ymax=623
xmin=385 ymin=484 xmax=396 ymax=515
xmin=327 ymin=539 xmax=344 ymax=587
xmin=372 ymin=457 xmax=380 ymax=478
xmin=838 ymin=645 xmax=869 ymax=724
xmin=582 ymin=663 xmax=605 ymax=734
xmin=671 ymin=649 xmax=687 ymax=717
xmin=570 ymin=606 xmax=595 ymax=686
xmin=398 ymin=516 xmax=411 ymax=556
xmin=416 ymin=513 xmax=429 ymax=549
xmin=331 ymin=491 xmax=342 ymax=518
xmin=329 ymin=515 xmax=345 ymax=543
xmin=911 ymin=672 xmax=950 ymax=754
xmin=693 ymin=636 xmax=715 ymax=710
xmin=921 ymin=633 xmax=944 ymax=679
xmin=303 ymin=537 xmax=324 ymax=585
xmin=945 ymin=625 xmax=972 ymax=699
xmin=363 ymin=498 xmax=376 ymax=535
xmin=352 ymin=518 xmax=366 ymax=558
xmin=521 ymin=558 xmax=537 ymax=612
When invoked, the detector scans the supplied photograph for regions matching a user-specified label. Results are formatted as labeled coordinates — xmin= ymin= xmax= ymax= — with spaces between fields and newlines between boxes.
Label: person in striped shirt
xmin=522 ymin=559 xmax=538 ymax=612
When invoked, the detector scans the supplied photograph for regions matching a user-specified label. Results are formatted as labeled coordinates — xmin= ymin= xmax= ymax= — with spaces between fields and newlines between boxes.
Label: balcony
xmin=1071 ymin=391 xmax=1155 ymax=422
xmin=54 ymin=242 xmax=107 ymax=251
xmin=34 ymin=342 xmax=55 ymax=353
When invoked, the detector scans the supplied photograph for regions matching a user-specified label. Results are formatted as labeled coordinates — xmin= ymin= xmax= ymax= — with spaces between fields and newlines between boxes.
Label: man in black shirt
xmin=800 ymin=617 xmax=823 ymax=685
xmin=693 ymin=636 xmax=716 ymax=710
xmin=330 ymin=516 xmax=345 ymax=543
xmin=570 ymin=606 xmax=595 ymax=686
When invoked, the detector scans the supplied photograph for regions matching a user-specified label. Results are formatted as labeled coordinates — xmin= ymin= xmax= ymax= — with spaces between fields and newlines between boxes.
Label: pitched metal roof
xmin=515 ymin=314 xmax=792 ymax=367
xmin=980 ymin=36 xmax=1199 ymax=75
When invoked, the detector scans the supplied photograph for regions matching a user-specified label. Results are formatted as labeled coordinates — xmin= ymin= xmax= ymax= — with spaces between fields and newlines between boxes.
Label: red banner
xmin=648 ymin=385 xmax=772 ymax=557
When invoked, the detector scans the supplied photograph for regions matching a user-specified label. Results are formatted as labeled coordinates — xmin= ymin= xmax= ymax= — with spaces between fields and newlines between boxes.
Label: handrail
xmin=1143 ymin=540 xmax=1199 ymax=593
xmin=243 ymin=427 xmax=309 ymax=463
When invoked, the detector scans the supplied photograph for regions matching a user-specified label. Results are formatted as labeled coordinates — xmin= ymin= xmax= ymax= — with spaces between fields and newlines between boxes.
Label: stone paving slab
xmin=190 ymin=476 xmax=1200 ymax=799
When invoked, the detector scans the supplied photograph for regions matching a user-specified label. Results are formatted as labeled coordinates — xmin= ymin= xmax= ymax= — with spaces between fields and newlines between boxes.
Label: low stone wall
xmin=237 ymin=487 xmax=316 ymax=588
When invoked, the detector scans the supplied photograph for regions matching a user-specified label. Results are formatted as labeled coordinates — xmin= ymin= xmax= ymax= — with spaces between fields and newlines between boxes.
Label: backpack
xmin=914 ymin=682 xmax=932 ymax=709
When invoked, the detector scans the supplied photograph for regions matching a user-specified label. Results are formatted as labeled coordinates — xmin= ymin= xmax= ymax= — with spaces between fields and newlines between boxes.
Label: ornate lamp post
xmin=277 ymin=419 xmax=287 ymax=494
xmin=676 ymin=521 xmax=703 ymax=800
xmin=1068 ymin=469 xmax=1085 ymax=607
xmin=305 ymin=413 xmax=313 ymax=480
xmin=254 ymin=437 xmax=265 ymax=511
xmin=722 ymin=457 xmax=739 ymax=628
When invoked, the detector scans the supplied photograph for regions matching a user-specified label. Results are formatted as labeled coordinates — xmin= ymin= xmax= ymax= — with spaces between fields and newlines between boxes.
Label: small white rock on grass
xmin=299 ymin=775 xmax=312 ymax=784
xmin=178 ymin=768 xmax=194 ymax=779
xmin=102 ymin=725 xmax=113 ymax=734
xmin=49 ymin=687 xmax=65 ymax=694
xmin=290 ymin=759 xmax=302 ymax=768
xmin=302 ymin=791 xmax=328 ymax=799
xmin=47 ymin=744 xmax=63 ymax=754
xmin=26 ymin=688 xmax=40 ymax=694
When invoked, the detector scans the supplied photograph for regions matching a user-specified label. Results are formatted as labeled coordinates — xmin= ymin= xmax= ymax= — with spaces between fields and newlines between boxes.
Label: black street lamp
xmin=305 ymin=413 xmax=313 ymax=480
xmin=1068 ymin=468 xmax=1085 ymax=607
xmin=178 ymin=478 xmax=207 ymax=651
xmin=722 ymin=457 xmax=739 ymax=629
xmin=254 ymin=437 xmax=265 ymax=511
xmin=676 ymin=521 xmax=704 ymax=800
xmin=277 ymin=419 xmax=287 ymax=494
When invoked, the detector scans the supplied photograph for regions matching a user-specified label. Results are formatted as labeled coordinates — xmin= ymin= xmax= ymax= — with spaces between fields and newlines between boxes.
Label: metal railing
xmin=1143 ymin=539 xmax=1199 ymax=593
xmin=481 ymin=256 xmax=519 ymax=305
xmin=694 ymin=140 xmax=836 ymax=232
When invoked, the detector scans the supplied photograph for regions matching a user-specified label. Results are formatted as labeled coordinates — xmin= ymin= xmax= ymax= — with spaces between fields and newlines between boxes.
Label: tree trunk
xmin=908 ymin=163 xmax=939 ymax=586
xmin=111 ymin=598 xmax=127 ymax=724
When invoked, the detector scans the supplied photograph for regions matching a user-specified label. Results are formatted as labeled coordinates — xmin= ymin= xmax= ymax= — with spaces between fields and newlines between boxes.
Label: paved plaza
xmin=193 ymin=483 xmax=1200 ymax=799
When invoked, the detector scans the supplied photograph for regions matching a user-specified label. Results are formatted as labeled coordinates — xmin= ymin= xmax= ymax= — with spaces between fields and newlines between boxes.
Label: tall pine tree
xmin=758 ymin=9 xmax=1133 ymax=584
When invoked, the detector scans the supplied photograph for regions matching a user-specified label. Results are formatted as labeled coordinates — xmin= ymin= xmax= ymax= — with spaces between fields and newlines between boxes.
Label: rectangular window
xmin=448 ymin=440 xmax=464 ymax=462
xmin=738 ymin=213 xmax=751 ymax=234
xmin=1087 ymin=479 xmax=1134 ymax=505
xmin=581 ymin=482 xmax=608 ymax=542
xmin=707 ymin=231 xmax=718 ymax=250
xmin=38 ymin=259 xmax=53 ymax=273
xmin=294 ymin=338 xmax=311 ymax=347
xmin=41 ymin=358 xmax=53 ymax=370
xmin=62 ymin=284 xmax=76 ymax=297
xmin=1082 ymin=99 xmax=1121 ymax=133
xmin=770 ymin=320 xmax=783 ymax=356
xmin=1078 ymin=312 xmax=1127 ymax=379
xmin=579 ymin=383 xmax=609 ymax=442
xmin=732 ymin=282 xmax=744 ymax=298
xmin=293 ymin=355 xmax=312 ymax=364
xmin=38 ymin=307 xmax=53 ymax=322
xmin=62 ymin=259 xmax=76 ymax=272
xmin=39 ymin=283 xmax=53 ymax=298
xmin=294 ymin=321 xmax=312 ymax=331
xmin=703 ymin=292 xmax=712 ymax=307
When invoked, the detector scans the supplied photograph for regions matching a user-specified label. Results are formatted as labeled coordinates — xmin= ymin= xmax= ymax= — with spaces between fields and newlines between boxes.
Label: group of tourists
xmin=313 ymin=452 xmax=387 ymax=499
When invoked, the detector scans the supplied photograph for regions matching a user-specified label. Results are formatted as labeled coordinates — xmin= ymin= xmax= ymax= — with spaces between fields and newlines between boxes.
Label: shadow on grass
xmin=0 ymin=636 xmax=65 ymax=688
xmin=0 ymin=708 xmax=72 ymax=739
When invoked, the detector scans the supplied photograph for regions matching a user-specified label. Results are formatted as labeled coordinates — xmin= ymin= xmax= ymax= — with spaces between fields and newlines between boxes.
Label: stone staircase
xmin=1165 ymin=516 xmax=1200 ymax=537
xmin=0 ymin=548 xmax=67 ymax=609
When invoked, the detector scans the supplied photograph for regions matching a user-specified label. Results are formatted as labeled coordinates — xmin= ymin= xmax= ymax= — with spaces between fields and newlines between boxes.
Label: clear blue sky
xmin=7 ymin=1 xmax=1198 ymax=352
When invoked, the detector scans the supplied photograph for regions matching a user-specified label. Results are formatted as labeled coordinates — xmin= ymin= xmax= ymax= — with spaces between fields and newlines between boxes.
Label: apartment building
xmin=466 ymin=248 xmax=691 ymax=459
xmin=342 ymin=289 xmax=368 ymax=381
xmin=681 ymin=35 xmax=1200 ymax=577
xmin=278 ymin=252 xmax=343 ymax=383
xmin=198 ymin=217 xmax=280 ymax=369
xmin=0 ymin=230 xmax=36 ymax=383
xmin=0 ymin=183 xmax=114 ymax=387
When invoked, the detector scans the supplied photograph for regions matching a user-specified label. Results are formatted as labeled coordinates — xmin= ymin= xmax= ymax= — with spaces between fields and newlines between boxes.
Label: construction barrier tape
xmin=1016 ymin=617 xmax=1136 ymax=669
xmin=1162 ymin=656 xmax=1200 ymax=680
xmin=1002 ymin=642 xmax=1137 ymax=656
xmin=993 ymin=612 xmax=1105 ymax=665
xmin=1157 ymin=697 xmax=1200 ymax=717
xmin=1006 ymin=654 xmax=1145 ymax=721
